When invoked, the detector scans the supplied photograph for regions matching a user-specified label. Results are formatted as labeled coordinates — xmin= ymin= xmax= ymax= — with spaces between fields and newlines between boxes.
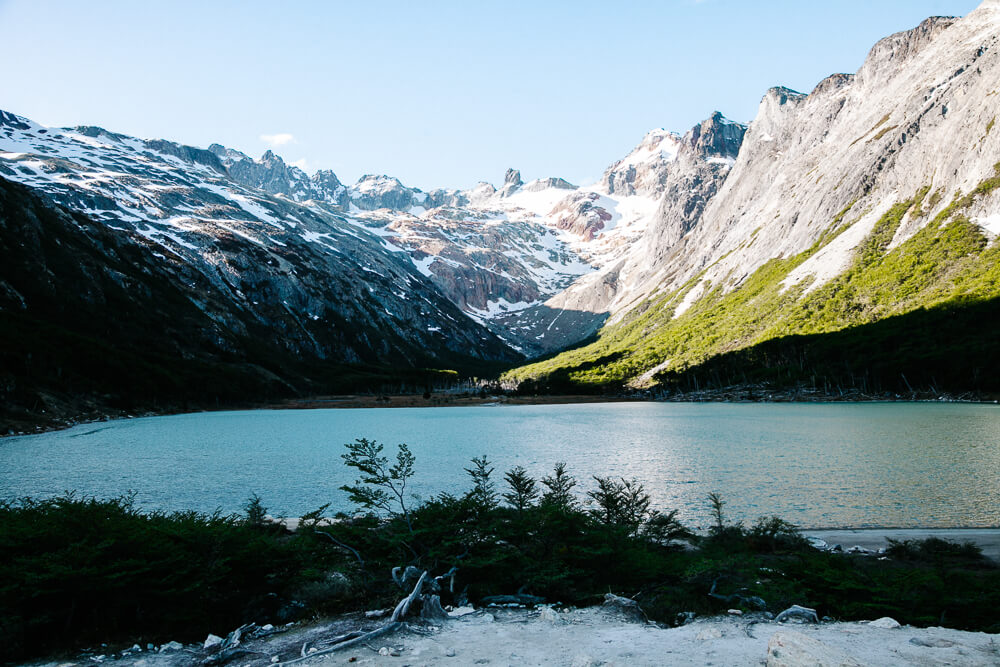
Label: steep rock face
xmin=651 ymin=7 xmax=1000 ymax=304
xmin=508 ymin=1 xmax=1000 ymax=388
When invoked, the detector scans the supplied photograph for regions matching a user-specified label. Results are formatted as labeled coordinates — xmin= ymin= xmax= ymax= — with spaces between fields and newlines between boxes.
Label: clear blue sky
xmin=0 ymin=0 xmax=982 ymax=190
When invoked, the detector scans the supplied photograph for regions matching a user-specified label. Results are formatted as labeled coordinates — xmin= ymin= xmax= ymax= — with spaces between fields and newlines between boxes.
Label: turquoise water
xmin=1 ymin=402 xmax=998 ymax=528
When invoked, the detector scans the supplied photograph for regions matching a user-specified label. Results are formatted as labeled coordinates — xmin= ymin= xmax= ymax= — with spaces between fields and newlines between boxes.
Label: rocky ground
xmin=30 ymin=604 xmax=1000 ymax=667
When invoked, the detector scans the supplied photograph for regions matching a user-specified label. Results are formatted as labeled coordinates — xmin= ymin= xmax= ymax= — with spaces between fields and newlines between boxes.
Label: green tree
xmin=243 ymin=492 xmax=268 ymax=528
xmin=340 ymin=438 xmax=416 ymax=532
xmin=540 ymin=462 xmax=577 ymax=511
xmin=502 ymin=466 xmax=538 ymax=517
xmin=587 ymin=476 xmax=652 ymax=536
xmin=465 ymin=455 xmax=497 ymax=512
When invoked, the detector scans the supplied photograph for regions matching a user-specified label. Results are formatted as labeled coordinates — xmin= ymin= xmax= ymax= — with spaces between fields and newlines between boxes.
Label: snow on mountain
xmin=0 ymin=93 xmax=747 ymax=358
xmin=0 ymin=110 xmax=516 ymax=368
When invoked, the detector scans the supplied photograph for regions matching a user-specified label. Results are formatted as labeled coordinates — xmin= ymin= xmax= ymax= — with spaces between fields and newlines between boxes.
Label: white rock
xmin=365 ymin=608 xmax=389 ymax=619
xmin=158 ymin=641 xmax=184 ymax=653
xmin=727 ymin=608 xmax=743 ymax=615
xmin=766 ymin=630 xmax=863 ymax=666
xmin=868 ymin=617 xmax=901 ymax=629
xmin=261 ymin=624 xmax=274 ymax=631
xmin=538 ymin=606 xmax=562 ymax=623
xmin=203 ymin=634 xmax=224 ymax=650
xmin=270 ymin=657 xmax=279 ymax=663
xmin=444 ymin=648 xmax=457 ymax=657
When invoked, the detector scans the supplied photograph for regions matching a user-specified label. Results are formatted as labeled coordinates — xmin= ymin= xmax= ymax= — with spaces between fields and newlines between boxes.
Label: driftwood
xmin=274 ymin=623 xmax=403 ymax=666
xmin=201 ymin=623 xmax=258 ymax=665
xmin=420 ymin=594 xmax=450 ymax=621
xmin=274 ymin=566 xmax=449 ymax=666
xmin=391 ymin=570 xmax=429 ymax=622
xmin=775 ymin=604 xmax=819 ymax=624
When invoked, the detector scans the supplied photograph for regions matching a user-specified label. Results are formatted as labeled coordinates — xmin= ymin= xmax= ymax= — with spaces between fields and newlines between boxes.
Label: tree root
xmin=274 ymin=622 xmax=403 ymax=666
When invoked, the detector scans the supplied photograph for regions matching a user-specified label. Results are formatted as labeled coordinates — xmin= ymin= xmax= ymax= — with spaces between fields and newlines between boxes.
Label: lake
xmin=1 ymin=402 xmax=998 ymax=529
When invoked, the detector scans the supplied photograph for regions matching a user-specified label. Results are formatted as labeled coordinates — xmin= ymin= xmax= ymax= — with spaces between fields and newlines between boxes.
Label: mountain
xmin=507 ymin=1 xmax=1000 ymax=395
xmin=0 ymin=113 xmax=522 ymax=429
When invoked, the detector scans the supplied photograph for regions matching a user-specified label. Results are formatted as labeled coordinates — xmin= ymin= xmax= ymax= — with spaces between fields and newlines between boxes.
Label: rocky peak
xmin=350 ymin=174 xmax=421 ymax=210
xmin=678 ymin=112 xmax=747 ymax=163
xmin=500 ymin=168 xmax=523 ymax=197
xmin=600 ymin=128 xmax=682 ymax=196
xmin=858 ymin=16 xmax=960 ymax=86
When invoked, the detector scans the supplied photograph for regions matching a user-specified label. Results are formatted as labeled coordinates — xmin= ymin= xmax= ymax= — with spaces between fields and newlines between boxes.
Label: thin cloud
xmin=260 ymin=133 xmax=295 ymax=147
xmin=289 ymin=158 xmax=309 ymax=171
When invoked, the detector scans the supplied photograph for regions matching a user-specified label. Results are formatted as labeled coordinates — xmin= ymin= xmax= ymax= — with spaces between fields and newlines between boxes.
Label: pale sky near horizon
xmin=0 ymin=0 xmax=983 ymax=190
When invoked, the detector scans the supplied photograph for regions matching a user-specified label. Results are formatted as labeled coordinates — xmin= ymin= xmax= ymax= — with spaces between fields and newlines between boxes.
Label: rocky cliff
xmin=507 ymin=0 xmax=1000 ymax=391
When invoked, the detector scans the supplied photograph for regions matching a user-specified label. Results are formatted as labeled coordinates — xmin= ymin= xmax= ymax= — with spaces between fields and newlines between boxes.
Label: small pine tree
xmin=465 ymin=455 xmax=497 ymax=512
xmin=502 ymin=466 xmax=538 ymax=517
xmin=243 ymin=493 xmax=268 ymax=528
xmin=707 ymin=492 xmax=726 ymax=532
xmin=540 ymin=462 xmax=577 ymax=511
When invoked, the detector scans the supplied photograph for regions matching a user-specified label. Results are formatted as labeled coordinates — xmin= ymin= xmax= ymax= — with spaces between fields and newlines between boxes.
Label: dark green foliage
xmin=0 ymin=494 xmax=342 ymax=662
xmin=502 ymin=466 xmax=538 ymax=516
xmin=658 ymin=296 xmax=1000 ymax=395
xmin=886 ymin=537 xmax=986 ymax=565
xmin=243 ymin=493 xmax=268 ymax=528
xmin=587 ymin=477 xmax=653 ymax=537
xmin=464 ymin=456 xmax=497 ymax=513
xmin=540 ymin=462 xmax=578 ymax=510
